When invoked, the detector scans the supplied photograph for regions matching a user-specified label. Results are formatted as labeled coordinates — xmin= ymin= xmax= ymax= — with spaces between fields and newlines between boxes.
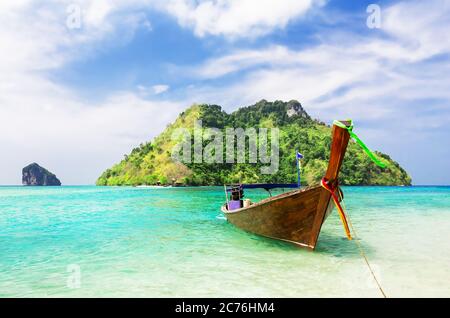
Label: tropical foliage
xmin=97 ymin=100 xmax=411 ymax=186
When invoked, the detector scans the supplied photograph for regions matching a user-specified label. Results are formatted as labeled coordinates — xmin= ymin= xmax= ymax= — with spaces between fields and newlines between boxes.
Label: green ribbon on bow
xmin=333 ymin=120 xmax=387 ymax=168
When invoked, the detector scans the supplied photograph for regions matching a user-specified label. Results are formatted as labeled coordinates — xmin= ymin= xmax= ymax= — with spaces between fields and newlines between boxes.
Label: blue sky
xmin=0 ymin=0 xmax=449 ymax=185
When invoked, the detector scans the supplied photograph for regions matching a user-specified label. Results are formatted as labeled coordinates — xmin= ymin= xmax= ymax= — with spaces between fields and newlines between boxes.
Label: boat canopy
xmin=226 ymin=183 xmax=298 ymax=191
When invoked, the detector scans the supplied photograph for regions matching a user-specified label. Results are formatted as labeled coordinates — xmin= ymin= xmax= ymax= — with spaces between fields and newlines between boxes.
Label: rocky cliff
xmin=22 ymin=163 xmax=61 ymax=186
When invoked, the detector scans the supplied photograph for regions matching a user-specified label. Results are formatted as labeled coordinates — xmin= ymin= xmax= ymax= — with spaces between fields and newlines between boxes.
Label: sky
xmin=0 ymin=0 xmax=449 ymax=185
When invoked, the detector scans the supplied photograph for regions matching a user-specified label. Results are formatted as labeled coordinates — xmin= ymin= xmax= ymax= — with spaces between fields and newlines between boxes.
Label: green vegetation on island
xmin=97 ymin=100 xmax=411 ymax=186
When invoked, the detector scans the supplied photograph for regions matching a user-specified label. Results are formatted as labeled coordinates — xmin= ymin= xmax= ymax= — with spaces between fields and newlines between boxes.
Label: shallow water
xmin=0 ymin=186 xmax=449 ymax=297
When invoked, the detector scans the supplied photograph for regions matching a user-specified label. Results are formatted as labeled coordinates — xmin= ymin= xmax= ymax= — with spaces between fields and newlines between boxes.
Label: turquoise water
xmin=0 ymin=186 xmax=449 ymax=297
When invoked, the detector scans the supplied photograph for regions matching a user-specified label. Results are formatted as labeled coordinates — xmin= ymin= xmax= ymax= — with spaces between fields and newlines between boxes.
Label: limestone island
xmin=97 ymin=100 xmax=411 ymax=186
xmin=22 ymin=163 xmax=61 ymax=186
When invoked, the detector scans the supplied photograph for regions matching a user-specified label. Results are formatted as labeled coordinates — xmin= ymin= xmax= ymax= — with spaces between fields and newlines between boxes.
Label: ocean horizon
xmin=1 ymin=185 xmax=449 ymax=297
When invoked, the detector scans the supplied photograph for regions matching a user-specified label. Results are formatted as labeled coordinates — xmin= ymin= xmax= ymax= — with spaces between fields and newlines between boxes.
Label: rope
xmin=318 ymin=120 xmax=388 ymax=296
xmin=321 ymin=178 xmax=352 ymax=240
xmin=338 ymin=191 xmax=388 ymax=298
xmin=333 ymin=120 xmax=387 ymax=168
xmin=321 ymin=177 xmax=387 ymax=297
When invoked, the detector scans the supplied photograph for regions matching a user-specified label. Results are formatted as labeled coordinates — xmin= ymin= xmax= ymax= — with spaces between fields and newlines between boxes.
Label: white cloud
xmin=186 ymin=0 xmax=450 ymax=116
xmin=157 ymin=0 xmax=319 ymax=38
xmin=152 ymin=84 xmax=170 ymax=94
xmin=178 ymin=0 xmax=450 ymax=184
xmin=0 ymin=87 xmax=182 ymax=184
xmin=1 ymin=0 xmax=449 ymax=185
xmin=0 ymin=1 xmax=181 ymax=184
xmin=190 ymin=45 xmax=296 ymax=78
xmin=84 ymin=0 xmax=114 ymax=27
xmin=137 ymin=84 xmax=170 ymax=96
xmin=382 ymin=0 xmax=450 ymax=59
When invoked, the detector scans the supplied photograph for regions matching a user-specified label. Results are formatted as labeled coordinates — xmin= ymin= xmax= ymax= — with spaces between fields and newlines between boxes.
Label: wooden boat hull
xmin=221 ymin=121 xmax=351 ymax=250
xmin=222 ymin=186 xmax=334 ymax=249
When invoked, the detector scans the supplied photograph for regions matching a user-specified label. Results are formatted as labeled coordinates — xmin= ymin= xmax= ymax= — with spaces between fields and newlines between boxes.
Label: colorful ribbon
xmin=333 ymin=120 xmax=387 ymax=168
xmin=321 ymin=178 xmax=352 ymax=240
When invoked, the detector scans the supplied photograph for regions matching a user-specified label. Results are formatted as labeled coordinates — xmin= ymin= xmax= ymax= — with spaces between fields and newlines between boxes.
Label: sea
xmin=0 ymin=186 xmax=449 ymax=297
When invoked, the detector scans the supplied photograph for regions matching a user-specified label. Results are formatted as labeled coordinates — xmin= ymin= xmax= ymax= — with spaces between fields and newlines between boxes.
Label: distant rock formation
xmin=286 ymin=100 xmax=309 ymax=118
xmin=22 ymin=163 xmax=61 ymax=186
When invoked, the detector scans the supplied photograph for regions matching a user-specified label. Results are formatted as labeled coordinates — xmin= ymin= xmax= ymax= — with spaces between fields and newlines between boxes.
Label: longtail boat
xmin=221 ymin=120 xmax=381 ymax=250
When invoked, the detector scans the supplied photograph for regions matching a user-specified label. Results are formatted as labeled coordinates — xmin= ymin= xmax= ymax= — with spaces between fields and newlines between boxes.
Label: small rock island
xmin=22 ymin=163 xmax=61 ymax=186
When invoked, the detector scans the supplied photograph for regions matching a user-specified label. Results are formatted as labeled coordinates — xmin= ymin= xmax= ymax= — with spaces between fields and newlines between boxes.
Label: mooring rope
xmin=338 ymin=191 xmax=388 ymax=298
xmin=326 ymin=119 xmax=387 ymax=297
xmin=321 ymin=178 xmax=352 ymax=240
